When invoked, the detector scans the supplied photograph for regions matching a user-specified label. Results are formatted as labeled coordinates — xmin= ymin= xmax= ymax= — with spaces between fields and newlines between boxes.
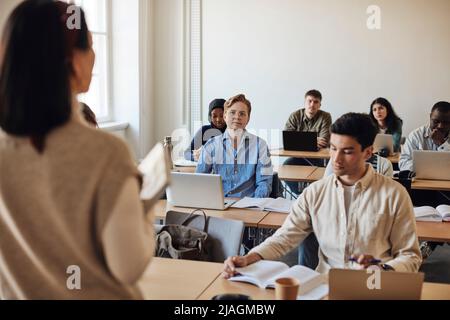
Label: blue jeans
xmin=298 ymin=233 xmax=319 ymax=269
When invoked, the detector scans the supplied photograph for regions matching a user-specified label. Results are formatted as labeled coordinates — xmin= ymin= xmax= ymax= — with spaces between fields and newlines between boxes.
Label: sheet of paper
xmin=232 ymin=197 xmax=269 ymax=209
xmin=138 ymin=142 xmax=170 ymax=201
xmin=265 ymin=197 xmax=293 ymax=213
xmin=232 ymin=197 xmax=292 ymax=213
xmin=173 ymin=159 xmax=198 ymax=167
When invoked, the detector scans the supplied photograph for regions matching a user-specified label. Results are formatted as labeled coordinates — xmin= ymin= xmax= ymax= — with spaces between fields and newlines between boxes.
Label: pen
xmin=348 ymin=257 xmax=381 ymax=264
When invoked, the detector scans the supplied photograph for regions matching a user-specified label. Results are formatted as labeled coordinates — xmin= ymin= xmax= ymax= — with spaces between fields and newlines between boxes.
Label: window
xmin=66 ymin=0 xmax=111 ymax=122
xmin=188 ymin=0 xmax=202 ymax=134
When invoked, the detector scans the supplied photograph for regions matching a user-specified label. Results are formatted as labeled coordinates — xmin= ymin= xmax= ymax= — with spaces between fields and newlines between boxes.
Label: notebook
xmin=229 ymin=260 xmax=328 ymax=300
xmin=232 ymin=197 xmax=293 ymax=213
xmin=414 ymin=205 xmax=450 ymax=222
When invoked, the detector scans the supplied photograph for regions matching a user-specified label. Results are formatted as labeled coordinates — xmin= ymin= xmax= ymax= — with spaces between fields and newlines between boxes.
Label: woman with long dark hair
xmin=369 ymin=97 xmax=403 ymax=152
xmin=0 ymin=1 xmax=154 ymax=299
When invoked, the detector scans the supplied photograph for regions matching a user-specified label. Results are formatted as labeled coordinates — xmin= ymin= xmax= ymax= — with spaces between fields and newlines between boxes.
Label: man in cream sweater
xmin=223 ymin=113 xmax=421 ymax=276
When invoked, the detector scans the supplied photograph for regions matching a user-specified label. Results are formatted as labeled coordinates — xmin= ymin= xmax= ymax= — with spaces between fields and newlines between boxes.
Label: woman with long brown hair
xmin=0 ymin=1 xmax=154 ymax=299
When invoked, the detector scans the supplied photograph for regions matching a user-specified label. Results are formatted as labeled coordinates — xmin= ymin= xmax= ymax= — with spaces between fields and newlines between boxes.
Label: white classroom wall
xmin=0 ymin=0 xmax=20 ymax=31
xmin=202 ymin=0 xmax=450 ymax=147
xmin=1 ymin=0 xmax=449 ymax=154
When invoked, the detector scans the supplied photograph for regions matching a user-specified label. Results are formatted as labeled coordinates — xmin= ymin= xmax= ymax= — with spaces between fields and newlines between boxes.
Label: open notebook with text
xmin=229 ymin=260 xmax=328 ymax=300
xmin=414 ymin=205 xmax=450 ymax=222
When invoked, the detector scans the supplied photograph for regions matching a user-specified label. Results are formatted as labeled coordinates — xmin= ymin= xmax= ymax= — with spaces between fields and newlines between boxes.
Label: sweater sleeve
xmin=101 ymin=177 xmax=155 ymax=285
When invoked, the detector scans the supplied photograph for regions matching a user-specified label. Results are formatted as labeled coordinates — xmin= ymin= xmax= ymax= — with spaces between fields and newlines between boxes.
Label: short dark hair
xmin=369 ymin=97 xmax=402 ymax=132
xmin=431 ymin=101 xmax=450 ymax=114
xmin=0 ymin=0 xmax=89 ymax=152
xmin=305 ymin=90 xmax=322 ymax=101
xmin=331 ymin=113 xmax=378 ymax=150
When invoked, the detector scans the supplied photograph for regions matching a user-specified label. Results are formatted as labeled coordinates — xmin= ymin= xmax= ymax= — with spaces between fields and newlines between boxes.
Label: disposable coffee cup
xmin=275 ymin=277 xmax=300 ymax=300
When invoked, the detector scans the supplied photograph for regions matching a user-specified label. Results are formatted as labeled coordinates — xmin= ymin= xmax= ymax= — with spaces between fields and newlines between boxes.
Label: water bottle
xmin=163 ymin=136 xmax=174 ymax=169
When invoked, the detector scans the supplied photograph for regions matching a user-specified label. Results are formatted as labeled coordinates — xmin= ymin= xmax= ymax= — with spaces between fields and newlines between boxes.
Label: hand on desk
xmin=193 ymin=147 xmax=202 ymax=161
xmin=349 ymin=254 xmax=381 ymax=269
xmin=222 ymin=253 xmax=262 ymax=279
xmin=317 ymin=137 xmax=328 ymax=149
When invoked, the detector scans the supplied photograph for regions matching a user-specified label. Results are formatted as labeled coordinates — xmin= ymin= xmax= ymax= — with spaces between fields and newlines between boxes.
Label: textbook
xmin=231 ymin=197 xmax=293 ymax=213
xmin=138 ymin=142 xmax=171 ymax=207
xmin=229 ymin=260 xmax=328 ymax=300
xmin=414 ymin=205 xmax=450 ymax=222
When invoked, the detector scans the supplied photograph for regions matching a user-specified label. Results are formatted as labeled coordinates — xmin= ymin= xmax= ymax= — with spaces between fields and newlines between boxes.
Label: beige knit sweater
xmin=0 ymin=119 xmax=152 ymax=299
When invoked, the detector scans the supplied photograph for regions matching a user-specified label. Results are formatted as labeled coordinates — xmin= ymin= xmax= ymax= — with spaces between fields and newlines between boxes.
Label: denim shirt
xmin=196 ymin=130 xmax=273 ymax=198
xmin=183 ymin=124 xmax=226 ymax=161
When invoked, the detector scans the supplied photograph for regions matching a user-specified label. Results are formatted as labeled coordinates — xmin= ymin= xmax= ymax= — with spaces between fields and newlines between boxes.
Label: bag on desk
xmin=155 ymin=209 xmax=210 ymax=261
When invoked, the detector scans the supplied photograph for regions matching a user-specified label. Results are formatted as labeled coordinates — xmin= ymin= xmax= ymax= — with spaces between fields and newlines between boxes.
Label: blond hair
xmin=224 ymin=94 xmax=252 ymax=115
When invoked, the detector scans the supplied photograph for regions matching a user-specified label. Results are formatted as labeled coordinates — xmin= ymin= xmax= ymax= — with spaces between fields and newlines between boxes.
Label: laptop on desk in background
xmin=373 ymin=134 xmax=394 ymax=156
xmin=413 ymin=150 xmax=450 ymax=180
xmin=329 ymin=269 xmax=424 ymax=300
xmin=166 ymin=172 xmax=236 ymax=210
xmin=282 ymin=131 xmax=318 ymax=152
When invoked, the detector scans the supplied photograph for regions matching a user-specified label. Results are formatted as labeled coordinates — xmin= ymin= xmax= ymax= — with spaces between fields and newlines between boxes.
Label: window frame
xmin=66 ymin=0 xmax=113 ymax=123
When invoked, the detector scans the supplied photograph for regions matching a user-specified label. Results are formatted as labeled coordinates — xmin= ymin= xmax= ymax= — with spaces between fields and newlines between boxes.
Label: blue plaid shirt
xmin=196 ymin=130 xmax=273 ymax=198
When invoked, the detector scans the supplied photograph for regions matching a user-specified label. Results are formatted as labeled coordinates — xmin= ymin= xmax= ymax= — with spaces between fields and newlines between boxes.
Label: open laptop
xmin=413 ymin=150 xmax=450 ymax=180
xmin=373 ymin=134 xmax=394 ymax=155
xmin=166 ymin=172 xmax=236 ymax=210
xmin=328 ymin=269 xmax=424 ymax=300
xmin=283 ymin=131 xmax=318 ymax=152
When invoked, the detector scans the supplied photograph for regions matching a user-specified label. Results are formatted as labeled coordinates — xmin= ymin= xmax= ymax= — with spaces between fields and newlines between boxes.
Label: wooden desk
xmin=271 ymin=148 xmax=330 ymax=159
xmin=277 ymin=167 xmax=450 ymax=192
xmin=151 ymin=200 xmax=270 ymax=228
xmin=386 ymin=153 xmax=400 ymax=164
xmin=308 ymin=167 xmax=326 ymax=182
xmin=411 ymin=179 xmax=450 ymax=192
xmin=198 ymin=276 xmax=450 ymax=300
xmin=270 ymin=148 xmax=400 ymax=164
xmin=138 ymin=259 xmax=450 ymax=300
xmin=259 ymin=211 xmax=450 ymax=242
xmin=257 ymin=211 xmax=288 ymax=229
xmin=276 ymin=165 xmax=318 ymax=182
xmin=137 ymin=258 xmax=222 ymax=300
xmin=415 ymin=221 xmax=450 ymax=242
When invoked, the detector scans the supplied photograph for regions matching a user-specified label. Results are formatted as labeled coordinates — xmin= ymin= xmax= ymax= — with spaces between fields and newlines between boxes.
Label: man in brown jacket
xmin=283 ymin=89 xmax=332 ymax=194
